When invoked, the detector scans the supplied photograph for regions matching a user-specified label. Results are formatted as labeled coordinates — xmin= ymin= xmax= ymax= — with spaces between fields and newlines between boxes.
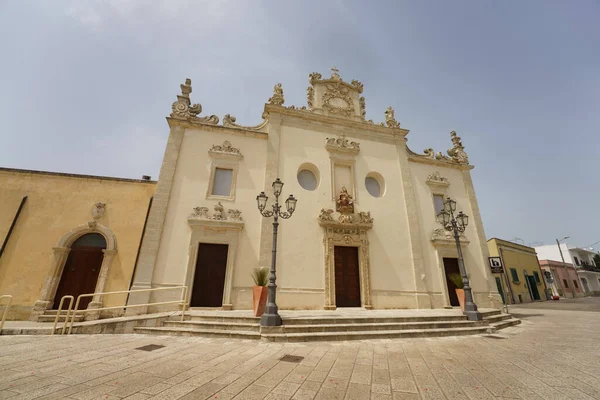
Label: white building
xmin=535 ymin=243 xmax=600 ymax=296
xmin=127 ymin=69 xmax=503 ymax=312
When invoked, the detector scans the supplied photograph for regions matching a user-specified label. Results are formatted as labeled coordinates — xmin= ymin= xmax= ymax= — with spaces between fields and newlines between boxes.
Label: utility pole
xmin=556 ymin=237 xmax=572 ymax=298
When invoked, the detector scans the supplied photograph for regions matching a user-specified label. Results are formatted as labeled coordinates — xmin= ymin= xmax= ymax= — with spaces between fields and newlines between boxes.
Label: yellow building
xmin=0 ymin=168 xmax=155 ymax=320
xmin=487 ymin=238 xmax=548 ymax=304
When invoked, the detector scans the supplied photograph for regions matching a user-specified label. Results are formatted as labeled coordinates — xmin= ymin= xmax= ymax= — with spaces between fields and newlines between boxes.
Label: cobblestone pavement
xmin=1 ymin=298 xmax=600 ymax=400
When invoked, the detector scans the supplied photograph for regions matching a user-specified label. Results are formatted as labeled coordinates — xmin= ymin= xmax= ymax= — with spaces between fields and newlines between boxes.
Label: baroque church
xmin=127 ymin=68 xmax=502 ymax=312
xmin=0 ymin=67 xmax=502 ymax=321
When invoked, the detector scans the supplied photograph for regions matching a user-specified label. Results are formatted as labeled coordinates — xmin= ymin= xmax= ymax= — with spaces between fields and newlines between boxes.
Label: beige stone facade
xmin=0 ymin=168 xmax=155 ymax=320
xmin=128 ymin=69 xmax=502 ymax=312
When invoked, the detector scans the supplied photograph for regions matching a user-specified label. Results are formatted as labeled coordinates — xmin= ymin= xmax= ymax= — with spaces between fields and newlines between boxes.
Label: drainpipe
xmin=0 ymin=196 xmax=27 ymax=259
xmin=498 ymin=247 xmax=516 ymax=305
xmin=556 ymin=240 xmax=572 ymax=298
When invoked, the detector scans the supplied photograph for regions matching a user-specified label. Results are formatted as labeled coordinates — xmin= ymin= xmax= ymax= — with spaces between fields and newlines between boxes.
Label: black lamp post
xmin=437 ymin=198 xmax=482 ymax=321
xmin=256 ymin=178 xmax=297 ymax=326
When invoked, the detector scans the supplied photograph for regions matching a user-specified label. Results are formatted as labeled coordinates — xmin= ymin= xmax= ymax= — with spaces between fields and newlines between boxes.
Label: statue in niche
xmin=336 ymin=186 xmax=354 ymax=215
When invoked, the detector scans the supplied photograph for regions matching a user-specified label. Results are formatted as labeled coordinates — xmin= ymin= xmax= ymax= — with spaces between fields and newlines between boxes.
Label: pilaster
xmin=258 ymin=116 xmax=282 ymax=269
xmin=397 ymin=140 xmax=432 ymax=308
xmin=462 ymin=169 xmax=502 ymax=306
xmin=127 ymin=125 xmax=185 ymax=311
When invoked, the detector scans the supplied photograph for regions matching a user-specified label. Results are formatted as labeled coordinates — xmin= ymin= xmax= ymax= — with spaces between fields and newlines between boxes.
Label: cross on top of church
xmin=330 ymin=66 xmax=341 ymax=80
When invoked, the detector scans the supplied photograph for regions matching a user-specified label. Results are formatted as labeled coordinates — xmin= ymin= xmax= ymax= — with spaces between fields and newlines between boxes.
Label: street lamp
xmin=437 ymin=198 xmax=482 ymax=321
xmin=256 ymin=178 xmax=297 ymax=326
xmin=556 ymin=236 xmax=571 ymax=298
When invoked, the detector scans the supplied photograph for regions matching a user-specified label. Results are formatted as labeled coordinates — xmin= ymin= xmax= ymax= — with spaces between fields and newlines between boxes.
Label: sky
xmin=1 ymin=0 xmax=599 ymax=250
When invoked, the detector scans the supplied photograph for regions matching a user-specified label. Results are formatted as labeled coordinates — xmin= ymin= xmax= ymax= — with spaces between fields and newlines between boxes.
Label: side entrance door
xmin=334 ymin=246 xmax=361 ymax=307
xmin=53 ymin=233 xmax=106 ymax=310
xmin=443 ymin=258 xmax=461 ymax=307
xmin=190 ymin=243 xmax=229 ymax=307
xmin=527 ymin=275 xmax=541 ymax=300
xmin=495 ymin=277 xmax=505 ymax=304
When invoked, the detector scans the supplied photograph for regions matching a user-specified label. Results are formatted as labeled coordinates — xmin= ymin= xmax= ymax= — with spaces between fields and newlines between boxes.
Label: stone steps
xmin=131 ymin=309 xmax=518 ymax=342
xmin=489 ymin=318 xmax=521 ymax=331
xmin=483 ymin=313 xmax=512 ymax=324
xmin=163 ymin=321 xmax=261 ymax=332
xmin=261 ymin=326 xmax=492 ymax=342
xmin=133 ymin=326 xmax=261 ymax=340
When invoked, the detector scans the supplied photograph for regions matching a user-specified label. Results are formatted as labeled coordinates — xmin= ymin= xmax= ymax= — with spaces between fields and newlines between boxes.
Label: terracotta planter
xmin=455 ymin=289 xmax=465 ymax=312
xmin=252 ymin=286 xmax=268 ymax=317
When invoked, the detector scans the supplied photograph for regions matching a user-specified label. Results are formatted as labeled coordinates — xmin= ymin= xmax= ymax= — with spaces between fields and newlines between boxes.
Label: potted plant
xmin=251 ymin=267 xmax=269 ymax=317
xmin=448 ymin=273 xmax=465 ymax=311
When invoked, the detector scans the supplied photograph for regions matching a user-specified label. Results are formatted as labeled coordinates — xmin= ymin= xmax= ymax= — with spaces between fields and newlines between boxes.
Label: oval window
xmin=365 ymin=172 xmax=385 ymax=198
xmin=297 ymin=169 xmax=317 ymax=191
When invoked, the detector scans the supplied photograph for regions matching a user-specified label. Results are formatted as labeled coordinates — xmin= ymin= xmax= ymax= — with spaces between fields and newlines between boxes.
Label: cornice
xmin=265 ymin=104 xmax=408 ymax=143
xmin=407 ymin=155 xmax=474 ymax=170
xmin=167 ymin=117 xmax=268 ymax=140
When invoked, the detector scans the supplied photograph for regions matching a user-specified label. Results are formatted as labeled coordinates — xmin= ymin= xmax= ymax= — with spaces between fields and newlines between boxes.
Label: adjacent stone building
xmin=487 ymin=238 xmax=548 ymax=304
xmin=0 ymin=168 xmax=155 ymax=320
xmin=128 ymin=69 xmax=503 ymax=312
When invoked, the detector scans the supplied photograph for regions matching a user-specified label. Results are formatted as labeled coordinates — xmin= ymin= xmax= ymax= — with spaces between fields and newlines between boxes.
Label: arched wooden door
xmin=53 ymin=233 xmax=106 ymax=309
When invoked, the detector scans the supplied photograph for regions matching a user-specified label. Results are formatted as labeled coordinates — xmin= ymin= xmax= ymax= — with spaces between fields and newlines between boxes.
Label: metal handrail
xmin=54 ymin=286 xmax=188 ymax=335
xmin=0 ymin=295 xmax=13 ymax=331
xmin=51 ymin=295 xmax=74 ymax=335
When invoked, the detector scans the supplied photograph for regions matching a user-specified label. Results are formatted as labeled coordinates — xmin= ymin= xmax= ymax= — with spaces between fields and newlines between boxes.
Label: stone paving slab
xmin=1 ymin=299 xmax=600 ymax=399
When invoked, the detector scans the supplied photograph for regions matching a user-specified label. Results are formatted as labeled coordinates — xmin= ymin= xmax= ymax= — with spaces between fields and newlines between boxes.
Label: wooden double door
xmin=53 ymin=233 xmax=106 ymax=309
xmin=334 ymin=246 xmax=361 ymax=307
xmin=190 ymin=243 xmax=229 ymax=307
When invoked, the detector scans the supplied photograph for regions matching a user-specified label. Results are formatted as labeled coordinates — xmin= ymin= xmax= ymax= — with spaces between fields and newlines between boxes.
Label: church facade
xmin=128 ymin=69 xmax=502 ymax=312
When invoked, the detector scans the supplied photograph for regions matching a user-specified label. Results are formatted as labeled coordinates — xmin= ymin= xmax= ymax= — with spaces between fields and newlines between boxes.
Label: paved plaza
xmin=1 ymin=298 xmax=600 ymax=400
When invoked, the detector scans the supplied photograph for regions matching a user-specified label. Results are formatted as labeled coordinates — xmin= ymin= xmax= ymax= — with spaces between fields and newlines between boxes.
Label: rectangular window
xmin=574 ymin=256 xmax=580 ymax=265
xmin=433 ymin=194 xmax=445 ymax=215
xmin=211 ymin=168 xmax=233 ymax=196
xmin=563 ymin=279 xmax=569 ymax=288
xmin=573 ymin=280 xmax=579 ymax=289
xmin=510 ymin=268 xmax=519 ymax=283
xmin=533 ymin=271 xmax=541 ymax=284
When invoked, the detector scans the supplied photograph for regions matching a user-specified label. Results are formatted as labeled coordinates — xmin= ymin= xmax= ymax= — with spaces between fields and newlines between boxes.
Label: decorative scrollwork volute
xmin=170 ymin=78 xmax=219 ymax=124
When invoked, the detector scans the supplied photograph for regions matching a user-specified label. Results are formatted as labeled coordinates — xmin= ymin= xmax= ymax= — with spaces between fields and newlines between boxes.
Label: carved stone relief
xmin=188 ymin=203 xmax=242 ymax=222
xmin=208 ymin=140 xmax=243 ymax=160
xmin=325 ymin=133 xmax=360 ymax=155
xmin=170 ymin=78 xmax=219 ymax=124
xmin=268 ymin=83 xmax=285 ymax=106
xmin=406 ymin=131 xmax=471 ymax=166
xmin=322 ymin=83 xmax=355 ymax=117
xmin=359 ymin=97 xmax=366 ymax=120
xmin=222 ymin=113 xmax=268 ymax=131
xmin=92 ymin=202 xmax=105 ymax=219
xmin=446 ymin=131 xmax=469 ymax=164
xmin=384 ymin=106 xmax=400 ymax=129
xmin=431 ymin=228 xmax=470 ymax=247
xmin=307 ymin=86 xmax=314 ymax=109
xmin=426 ymin=171 xmax=450 ymax=188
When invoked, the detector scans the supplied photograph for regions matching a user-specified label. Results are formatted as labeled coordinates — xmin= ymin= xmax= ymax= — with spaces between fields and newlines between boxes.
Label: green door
xmin=527 ymin=275 xmax=541 ymax=300
xmin=495 ymin=277 xmax=505 ymax=304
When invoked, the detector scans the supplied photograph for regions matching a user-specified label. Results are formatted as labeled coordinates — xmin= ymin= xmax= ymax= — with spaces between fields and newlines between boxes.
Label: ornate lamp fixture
xmin=437 ymin=198 xmax=482 ymax=321
xmin=255 ymin=179 xmax=297 ymax=326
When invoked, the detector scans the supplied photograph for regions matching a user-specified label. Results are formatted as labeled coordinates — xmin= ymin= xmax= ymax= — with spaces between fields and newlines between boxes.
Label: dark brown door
xmin=53 ymin=233 xmax=106 ymax=310
xmin=191 ymin=243 xmax=228 ymax=307
xmin=443 ymin=258 xmax=461 ymax=307
xmin=334 ymin=246 xmax=361 ymax=307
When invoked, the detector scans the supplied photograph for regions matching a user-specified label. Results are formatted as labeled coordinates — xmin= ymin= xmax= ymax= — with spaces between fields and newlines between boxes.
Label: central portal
xmin=191 ymin=243 xmax=228 ymax=307
xmin=334 ymin=246 xmax=361 ymax=307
